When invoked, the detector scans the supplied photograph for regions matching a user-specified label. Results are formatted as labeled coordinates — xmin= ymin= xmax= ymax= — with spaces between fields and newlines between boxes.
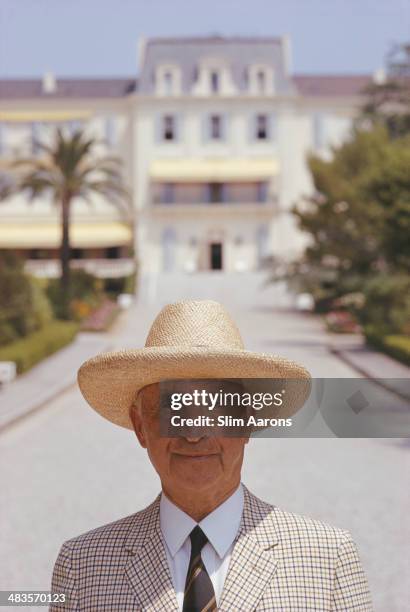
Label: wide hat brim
xmin=77 ymin=346 xmax=312 ymax=430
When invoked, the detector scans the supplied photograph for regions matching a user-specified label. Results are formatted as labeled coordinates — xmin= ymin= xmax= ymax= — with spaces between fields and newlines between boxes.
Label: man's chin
xmin=171 ymin=454 xmax=221 ymax=487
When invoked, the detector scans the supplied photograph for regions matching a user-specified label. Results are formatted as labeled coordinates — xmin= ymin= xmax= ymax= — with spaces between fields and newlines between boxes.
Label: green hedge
xmin=364 ymin=326 xmax=410 ymax=366
xmin=0 ymin=320 xmax=79 ymax=374
xmin=381 ymin=336 xmax=410 ymax=366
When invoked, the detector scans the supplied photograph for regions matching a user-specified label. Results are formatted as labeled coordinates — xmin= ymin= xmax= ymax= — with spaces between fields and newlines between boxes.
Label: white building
xmin=0 ymin=36 xmax=373 ymax=280
xmin=0 ymin=76 xmax=136 ymax=279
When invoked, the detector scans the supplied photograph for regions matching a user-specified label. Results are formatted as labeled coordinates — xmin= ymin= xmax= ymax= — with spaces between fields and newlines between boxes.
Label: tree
xmin=269 ymin=42 xmax=410 ymax=335
xmin=297 ymin=127 xmax=409 ymax=277
xmin=0 ymin=171 xmax=14 ymax=201
xmin=12 ymin=128 xmax=130 ymax=317
xmin=359 ymin=42 xmax=410 ymax=138
xmin=272 ymin=125 xmax=410 ymax=331
xmin=0 ymin=252 xmax=53 ymax=346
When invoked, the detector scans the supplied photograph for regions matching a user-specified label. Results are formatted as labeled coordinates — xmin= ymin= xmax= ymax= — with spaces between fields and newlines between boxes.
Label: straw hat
xmin=77 ymin=300 xmax=312 ymax=430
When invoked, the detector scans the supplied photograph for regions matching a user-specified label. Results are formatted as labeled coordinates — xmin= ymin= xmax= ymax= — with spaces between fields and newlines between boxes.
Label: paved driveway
xmin=1 ymin=299 xmax=409 ymax=611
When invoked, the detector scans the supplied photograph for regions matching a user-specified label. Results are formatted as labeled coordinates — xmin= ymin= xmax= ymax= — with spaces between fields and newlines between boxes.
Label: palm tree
xmin=12 ymin=127 xmax=130 ymax=316
xmin=0 ymin=170 xmax=14 ymax=201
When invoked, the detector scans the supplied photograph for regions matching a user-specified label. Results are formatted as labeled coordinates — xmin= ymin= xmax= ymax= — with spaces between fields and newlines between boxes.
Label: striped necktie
xmin=182 ymin=525 xmax=217 ymax=612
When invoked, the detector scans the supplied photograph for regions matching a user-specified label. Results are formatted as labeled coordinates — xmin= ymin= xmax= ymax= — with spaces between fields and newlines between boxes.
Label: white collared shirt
xmin=160 ymin=483 xmax=244 ymax=610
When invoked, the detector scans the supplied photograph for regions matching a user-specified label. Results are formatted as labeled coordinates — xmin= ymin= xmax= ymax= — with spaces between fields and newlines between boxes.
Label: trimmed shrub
xmin=364 ymin=326 xmax=410 ymax=366
xmin=0 ymin=320 xmax=78 ymax=374
xmin=46 ymin=269 xmax=103 ymax=319
xmin=358 ymin=273 xmax=410 ymax=336
xmin=383 ymin=336 xmax=410 ymax=366
xmin=103 ymin=271 xmax=137 ymax=297
xmin=0 ymin=252 xmax=53 ymax=345
xmin=29 ymin=277 xmax=54 ymax=329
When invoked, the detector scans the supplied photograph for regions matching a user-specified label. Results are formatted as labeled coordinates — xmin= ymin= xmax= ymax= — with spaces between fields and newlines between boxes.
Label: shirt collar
xmin=160 ymin=483 xmax=244 ymax=559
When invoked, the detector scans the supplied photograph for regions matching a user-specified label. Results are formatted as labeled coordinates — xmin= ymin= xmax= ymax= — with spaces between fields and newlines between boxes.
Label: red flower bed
xmin=81 ymin=300 xmax=120 ymax=332
xmin=325 ymin=310 xmax=361 ymax=334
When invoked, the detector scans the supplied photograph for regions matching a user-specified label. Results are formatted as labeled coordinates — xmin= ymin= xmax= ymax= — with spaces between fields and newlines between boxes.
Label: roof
xmin=138 ymin=36 xmax=295 ymax=95
xmin=0 ymin=73 xmax=373 ymax=101
xmin=0 ymin=35 xmax=374 ymax=100
xmin=0 ymin=78 xmax=137 ymax=99
xmin=293 ymin=74 xmax=372 ymax=97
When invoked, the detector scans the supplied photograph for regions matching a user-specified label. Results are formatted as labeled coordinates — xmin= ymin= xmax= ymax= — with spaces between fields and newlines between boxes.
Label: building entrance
xmin=209 ymin=242 xmax=223 ymax=270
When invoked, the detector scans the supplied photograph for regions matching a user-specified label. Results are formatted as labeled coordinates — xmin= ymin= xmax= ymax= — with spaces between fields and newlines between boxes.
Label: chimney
xmin=137 ymin=37 xmax=146 ymax=72
xmin=42 ymin=71 xmax=57 ymax=94
xmin=281 ymin=34 xmax=292 ymax=76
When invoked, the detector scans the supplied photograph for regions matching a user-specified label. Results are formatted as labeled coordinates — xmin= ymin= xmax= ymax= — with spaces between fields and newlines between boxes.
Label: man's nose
xmin=184 ymin=435 xmax=203 ymax=443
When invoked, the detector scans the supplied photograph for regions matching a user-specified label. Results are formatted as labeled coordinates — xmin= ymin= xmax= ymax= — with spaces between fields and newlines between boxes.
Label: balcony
xmin=151 ymin=200 xmax=277 ymax=217
xmin=151 ymin=178 xmax=278 ymax=216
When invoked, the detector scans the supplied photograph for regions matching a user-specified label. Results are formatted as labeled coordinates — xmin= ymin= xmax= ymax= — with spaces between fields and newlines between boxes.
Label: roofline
xmin=293 ymin=73 xmax=372 ymax=79
xmin=0 ymin=76 xmax=136 ymax=82
xmin=145 ymin=35 xmax=283 ymax=45
xmin=0 ymin=73 xmax=372 ymax=84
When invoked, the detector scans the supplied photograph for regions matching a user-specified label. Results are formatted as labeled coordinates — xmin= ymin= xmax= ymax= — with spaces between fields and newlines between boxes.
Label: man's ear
xmin=130 ymin=402 xmax=147 ymax=448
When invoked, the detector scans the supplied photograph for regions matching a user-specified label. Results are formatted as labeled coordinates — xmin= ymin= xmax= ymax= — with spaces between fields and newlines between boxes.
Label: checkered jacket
xmin=50 ymin=485 xmax=372 ymax=611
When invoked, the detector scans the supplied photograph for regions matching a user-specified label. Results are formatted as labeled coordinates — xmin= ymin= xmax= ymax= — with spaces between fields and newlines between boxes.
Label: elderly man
xmin=51 ymin=300 xmax=372 ymax=611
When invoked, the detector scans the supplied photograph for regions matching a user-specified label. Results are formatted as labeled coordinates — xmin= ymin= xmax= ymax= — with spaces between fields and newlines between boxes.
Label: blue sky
xmin=0 ymin=0 xmax=409 ymax=77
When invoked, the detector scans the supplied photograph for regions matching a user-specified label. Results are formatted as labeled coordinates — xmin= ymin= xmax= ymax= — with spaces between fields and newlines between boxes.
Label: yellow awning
xmin=150 ymin=158 xmax=279 ymax=182
xmin=0 ymin=222 xmax=132 ymax=248
xmin=0 ymin=110 xmax=92 ymax=123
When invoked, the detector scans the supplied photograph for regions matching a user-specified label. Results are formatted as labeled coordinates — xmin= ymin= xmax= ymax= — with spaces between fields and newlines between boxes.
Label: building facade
xmin=0 ymin=36 xmax=373 ymax=279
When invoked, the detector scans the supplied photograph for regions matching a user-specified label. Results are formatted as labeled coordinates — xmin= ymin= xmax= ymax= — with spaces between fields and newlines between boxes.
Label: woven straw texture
xmin=77 ymin=300 xmax=312 ymax=429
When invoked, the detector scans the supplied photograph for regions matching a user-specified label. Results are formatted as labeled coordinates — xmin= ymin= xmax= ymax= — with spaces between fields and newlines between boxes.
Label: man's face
xmin=130 ymin=381 xmax=248 ymax=499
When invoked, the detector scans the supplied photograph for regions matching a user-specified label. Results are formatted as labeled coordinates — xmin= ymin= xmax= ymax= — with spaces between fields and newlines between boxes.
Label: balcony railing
xmin=25 ymin=258 xmax=135 ymax=279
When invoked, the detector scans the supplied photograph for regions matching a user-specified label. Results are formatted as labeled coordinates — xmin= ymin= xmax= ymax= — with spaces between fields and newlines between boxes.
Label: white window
xmin=255 ymin=114 xmax=268 ymax=140
xmin=162 ymin=115 xmax=176 ymax=141
xmin=155 ymin=65 xmax=181 ymax=96
xmin=210 ymin=115 xmax=222 ymax=140
xmin=192 ymin=59 xmax=236 ymax=96
xmin=248 ymin=65 xmax=274 ymax=95
xmin=210 ymin=71 xmax=220 ymax=93
xmin=256 ymin=70 xmax=266 ymax=94
xmin=163 ymin=72 xmax=173 ymax=96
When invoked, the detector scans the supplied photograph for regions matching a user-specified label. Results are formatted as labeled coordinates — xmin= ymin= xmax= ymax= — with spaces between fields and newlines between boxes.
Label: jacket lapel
xmin=219 ymin=486 xmax=279 ymax=612
xmin=124 ymin=496 xmax=179 ymax=612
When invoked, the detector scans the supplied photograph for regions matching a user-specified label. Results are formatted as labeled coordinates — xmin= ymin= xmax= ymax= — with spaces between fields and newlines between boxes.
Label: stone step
xmin=137 ymin=271 xmax=294 ymax=309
